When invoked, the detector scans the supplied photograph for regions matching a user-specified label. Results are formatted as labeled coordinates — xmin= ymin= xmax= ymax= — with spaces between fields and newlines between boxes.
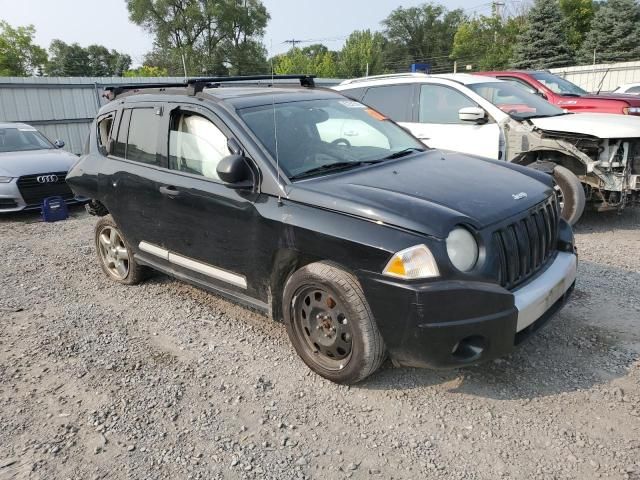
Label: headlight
xmin=446 ymin=227 xmax=479 ymax=272
xmin=382 ymin=244 xmax=439 ymax=279
xmin=0 ymin=176 xmax=13 ymax=183
xmin=623 ymin=107 xmax=640 ymax=115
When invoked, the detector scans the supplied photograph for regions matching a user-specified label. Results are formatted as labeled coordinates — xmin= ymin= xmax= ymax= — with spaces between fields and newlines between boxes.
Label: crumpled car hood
xmin=530 ymin=113 xmax=640 ymax=139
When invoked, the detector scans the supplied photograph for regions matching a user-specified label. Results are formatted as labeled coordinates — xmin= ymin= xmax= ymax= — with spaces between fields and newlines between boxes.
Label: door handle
xmin=159 ymin=185 xmax=180 ymax=197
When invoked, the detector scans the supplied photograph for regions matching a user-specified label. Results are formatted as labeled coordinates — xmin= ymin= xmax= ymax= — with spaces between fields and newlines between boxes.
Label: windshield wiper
xmin=378 ymin=147 xmax=426 ymax=161
xmin=288 ymin=160 xmax=383 ymax=180
xmin=561 ymin=93 xmax=582 ymax=97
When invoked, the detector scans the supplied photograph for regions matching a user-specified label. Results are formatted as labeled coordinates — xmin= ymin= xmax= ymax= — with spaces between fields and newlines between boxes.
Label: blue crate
xmin=41 ymin=196 xmax=69 ymax=222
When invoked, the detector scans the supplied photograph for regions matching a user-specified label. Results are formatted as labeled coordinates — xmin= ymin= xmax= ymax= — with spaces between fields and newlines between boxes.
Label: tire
xmin=552 ymin=165 xmax=586 ymax=225
xmin=282 ymin=261 xmax=386 ymax=384
xmin=94 ymin=215 xmax=148 ymax=285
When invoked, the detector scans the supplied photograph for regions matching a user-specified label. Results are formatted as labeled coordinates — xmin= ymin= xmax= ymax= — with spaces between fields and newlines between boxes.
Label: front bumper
xmin=359 ymin=251 xmax=577 ymax=369
xmin=0 ymin=178 xmax=86 ymax=213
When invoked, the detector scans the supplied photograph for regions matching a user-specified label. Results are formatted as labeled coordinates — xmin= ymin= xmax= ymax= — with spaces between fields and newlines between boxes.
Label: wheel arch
xmin=512 ymin=149 xmax=587 ymax=177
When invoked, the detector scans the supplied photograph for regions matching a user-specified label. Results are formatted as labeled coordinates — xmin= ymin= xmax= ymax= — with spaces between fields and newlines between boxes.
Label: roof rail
xmin=104 ymin=74 xmax=316 ymax=99
xmin=339 ymin=72 xmax=429 ymax=85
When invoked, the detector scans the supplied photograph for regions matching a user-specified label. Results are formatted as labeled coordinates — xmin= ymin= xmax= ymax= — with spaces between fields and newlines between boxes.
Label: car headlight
xmin=382 ymin=244 xmax=439 ymax=279
xmin=0 ymin=176 xmax=13 ymax=183
xmin=446 ymin=227 xmax=479 ymax=272
xmin=623 ymin=107 xmax=640 ymax=115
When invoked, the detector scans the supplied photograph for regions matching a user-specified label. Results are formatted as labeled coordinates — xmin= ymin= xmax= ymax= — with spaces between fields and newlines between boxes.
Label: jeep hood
xmin=530 ymin=113 xmax=640 ymax=139
xmin=0 ymin=149 xmax=78 ymax=177
xmin=286 ymin=150 xmax=553 ymax=239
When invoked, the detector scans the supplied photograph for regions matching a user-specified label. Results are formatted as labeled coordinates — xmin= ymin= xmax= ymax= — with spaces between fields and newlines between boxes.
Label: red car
xmin=478 ymin=70 xmax=640 ymax=116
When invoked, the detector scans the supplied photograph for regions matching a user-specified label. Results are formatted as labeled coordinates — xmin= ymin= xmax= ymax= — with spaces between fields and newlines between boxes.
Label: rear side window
xmin=362 ymin=85 xmax=414 ymax=122
xmin=112 ymin=109 xmax=131 ymax=158
xmin=126 ymin=108 xmax=161 ymax=165
xmin=627 ymin=86 xmax=640 ymax=94
xmin=112 ymin=108 xmax=161 ymax=165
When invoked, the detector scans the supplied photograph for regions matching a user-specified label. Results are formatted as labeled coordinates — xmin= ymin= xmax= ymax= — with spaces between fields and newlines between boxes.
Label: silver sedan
xmin=0 ymin=122 xmax=85 ymax=212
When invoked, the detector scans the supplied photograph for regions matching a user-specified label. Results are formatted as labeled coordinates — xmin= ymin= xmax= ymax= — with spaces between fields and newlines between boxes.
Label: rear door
xmin=404 ymin=83 xmax=501 ymax=159
xmin=105 ymin=104 xmax=168 ymax=252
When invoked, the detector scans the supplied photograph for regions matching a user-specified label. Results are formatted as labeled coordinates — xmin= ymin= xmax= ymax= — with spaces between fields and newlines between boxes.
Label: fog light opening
xmin=451 ymin=335 xmax=487 ymax=362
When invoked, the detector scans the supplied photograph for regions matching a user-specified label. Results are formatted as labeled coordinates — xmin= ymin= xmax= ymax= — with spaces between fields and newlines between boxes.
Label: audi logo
xmin=37 ymin=175 xmax=59 ymax=184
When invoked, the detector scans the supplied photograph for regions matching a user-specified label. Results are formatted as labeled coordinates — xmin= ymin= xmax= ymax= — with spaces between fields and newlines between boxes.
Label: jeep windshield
xmin=0 ymin=128 xmax=54 ymax=153
xmin=468 ymin=82 xmax=568 ymax=120
xmin=531 ymin=72 xmax=588 ymax=97
xmin=238 ymin=98 xmax=425 ymax=180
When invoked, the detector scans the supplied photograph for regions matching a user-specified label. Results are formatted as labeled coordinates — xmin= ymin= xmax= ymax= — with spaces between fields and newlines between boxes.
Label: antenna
xmin=270 ymin=40 xmax=284 ymax=203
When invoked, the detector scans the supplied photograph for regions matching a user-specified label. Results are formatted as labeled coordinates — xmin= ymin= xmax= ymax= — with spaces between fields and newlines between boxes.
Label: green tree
xmin=511 ymin=0 xmax=574 ymax=69
xmin=124 ymin=65 xmax=169 ymax=77
xmin=579 ymin=0 xmax=640 ymax=64
xmin=272 ymin=45 xmax=338 ymax=77
xmin=337 ymin=30 xmax=386 ymax=78
xmin=451 ymin=13 xmax=525 ymax=70
xmin=127 ymin=0 xmax=269 ymax=76
xmin=559 ymin=0 xmax=595 ymax=51
xmin=46 ymin=40 xmax=131 ymax=76
xmin=0 ymin=21 xmax=47 ymax=76
xmin=382 ymin=3 xmax=466 ymax=70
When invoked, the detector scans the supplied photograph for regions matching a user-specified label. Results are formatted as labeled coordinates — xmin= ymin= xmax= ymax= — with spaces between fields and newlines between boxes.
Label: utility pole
xmin=284 ymin=39 xmax=304 ymax=49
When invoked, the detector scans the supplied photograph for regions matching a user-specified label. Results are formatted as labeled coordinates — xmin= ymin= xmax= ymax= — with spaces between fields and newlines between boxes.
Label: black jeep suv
xmin=67 ymin=75 xmax=577 ymax=384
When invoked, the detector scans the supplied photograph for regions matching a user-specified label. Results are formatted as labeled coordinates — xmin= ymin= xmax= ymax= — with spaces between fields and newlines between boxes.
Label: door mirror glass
xmin=458 ymin=107 xmax=487 ymax=123
xmin=54 ymin=139 xmax=65 ymax=148
xmin=216 ymin=154 xmax=252 ymax=187
xmin=536 ymin=90 xmax=548 ymax=100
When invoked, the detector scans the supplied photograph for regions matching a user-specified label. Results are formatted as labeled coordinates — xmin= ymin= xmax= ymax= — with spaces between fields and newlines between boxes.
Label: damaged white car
xmin=335 ymin=74 xmax=640 ymax=224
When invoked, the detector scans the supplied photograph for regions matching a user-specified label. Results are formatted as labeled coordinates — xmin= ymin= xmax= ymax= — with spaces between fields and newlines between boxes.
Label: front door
xmin=145 ymin=104 xmax=267 ymax=303
xmin=404 ymin=83 xmax=501 ymax=159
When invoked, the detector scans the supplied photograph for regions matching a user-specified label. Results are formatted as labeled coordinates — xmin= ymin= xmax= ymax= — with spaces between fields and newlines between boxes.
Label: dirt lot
xmin=1 ymin=207 xmax=639 ymax=480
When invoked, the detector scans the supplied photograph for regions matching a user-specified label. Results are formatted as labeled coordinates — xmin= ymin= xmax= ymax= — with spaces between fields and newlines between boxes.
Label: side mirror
xmin=217 ymin=154 xmax=253 ymax=188
xmin=54 ymin=139 xmax=65 ymax=148
xmin=535 ymin=90 xmax=547 ymax=100
xmin=458 ymin=107 xmax=487 ymax=124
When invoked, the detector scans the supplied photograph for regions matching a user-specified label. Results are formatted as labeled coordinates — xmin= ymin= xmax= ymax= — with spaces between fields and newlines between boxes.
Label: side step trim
xmin=138 ymin=241 xmax=247 ymax=289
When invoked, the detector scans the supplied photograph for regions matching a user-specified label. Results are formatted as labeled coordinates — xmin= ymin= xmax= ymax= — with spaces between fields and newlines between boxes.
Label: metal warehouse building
xmin=0 ymin=76 xmax=341 ymax=155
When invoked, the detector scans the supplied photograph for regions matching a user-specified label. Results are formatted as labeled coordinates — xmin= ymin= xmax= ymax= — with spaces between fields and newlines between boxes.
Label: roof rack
xmin=339 ymin=73 xmax=428 ymax=85
xmin=104 ymin=74 xmax=316 ymax=99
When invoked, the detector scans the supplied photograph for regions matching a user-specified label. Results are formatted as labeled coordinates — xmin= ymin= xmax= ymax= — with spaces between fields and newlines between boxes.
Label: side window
xmin=340 ymin=87 xmax=366 ymax=101
xmin=628 ymin=86 xmax=640 ymax=94
xmin=169 ymin=112 xmax=229 ymax=181
xmin=112 ymin=109 xmax=131 ymax=158
xmin=126 ymin=108 xmax=162 ymax=165
xmin=499 ymin=77 xmax=537 ymax=94
xmin=362 ymin=85 xmax=414 ymax=122
xmin=419 ymin=84 xmax=477 ymax=124
xmin=96 ymin=113 xmax=114 ymax=150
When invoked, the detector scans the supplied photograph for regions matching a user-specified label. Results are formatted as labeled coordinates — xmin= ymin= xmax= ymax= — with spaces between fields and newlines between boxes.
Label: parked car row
xmin=336 ymin=73 xmax=640 ymax=223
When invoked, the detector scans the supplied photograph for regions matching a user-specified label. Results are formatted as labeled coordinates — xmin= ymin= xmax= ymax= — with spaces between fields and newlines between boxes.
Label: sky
xmin=0 ymin=0 xmax=493 ymax=66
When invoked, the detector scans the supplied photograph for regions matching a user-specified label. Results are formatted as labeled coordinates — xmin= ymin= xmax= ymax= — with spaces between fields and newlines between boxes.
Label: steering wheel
xmin=331 ymin=138 xmax=351 ymax=148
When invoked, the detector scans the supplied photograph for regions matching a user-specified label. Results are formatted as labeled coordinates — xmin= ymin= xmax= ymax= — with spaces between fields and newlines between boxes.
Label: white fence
xmin=550 ymin=61 xmax=640 ymax=93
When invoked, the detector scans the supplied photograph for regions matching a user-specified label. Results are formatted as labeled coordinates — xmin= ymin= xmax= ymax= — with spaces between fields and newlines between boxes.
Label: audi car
xmin=0 ymin=122 xmax=84 ymax=212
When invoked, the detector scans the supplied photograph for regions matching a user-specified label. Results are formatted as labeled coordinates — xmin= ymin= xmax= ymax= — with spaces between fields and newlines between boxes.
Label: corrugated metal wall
xmin=550 ymin=61 xmax=640 ymax=93
xmin=0 ymin=76 xmax=341 ymax=155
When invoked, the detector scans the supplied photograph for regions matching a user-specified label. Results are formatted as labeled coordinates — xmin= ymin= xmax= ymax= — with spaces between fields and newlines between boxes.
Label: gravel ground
xmin=1 ymin=206 xmax=639 ymax=480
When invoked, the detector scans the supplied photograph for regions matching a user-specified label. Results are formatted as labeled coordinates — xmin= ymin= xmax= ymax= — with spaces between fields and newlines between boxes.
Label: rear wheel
xmin=283 ymin=262 xmax=386 ymax=384
xmin=95 ymin=215 xmax=147 ymax=285
xmin=552 ymin=165 xmax=585 ymax=225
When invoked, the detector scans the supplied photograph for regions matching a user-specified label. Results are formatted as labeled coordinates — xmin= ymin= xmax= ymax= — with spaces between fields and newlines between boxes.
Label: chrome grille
xmin=493 ymin=195 xmax=560 ymax=290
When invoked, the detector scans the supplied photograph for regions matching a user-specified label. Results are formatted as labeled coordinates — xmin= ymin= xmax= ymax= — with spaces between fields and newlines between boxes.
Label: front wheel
xmin=283 ymin=262 xmax=386 ymax=384
xmin=552 ymin=165 xmax=585 ymax=225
